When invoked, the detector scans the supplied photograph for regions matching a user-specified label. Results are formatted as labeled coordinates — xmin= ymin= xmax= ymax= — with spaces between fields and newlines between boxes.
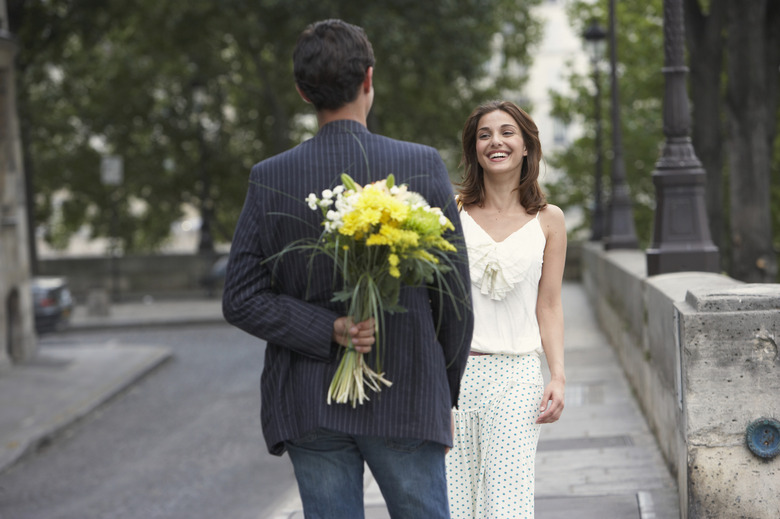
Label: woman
xmin=446 ymin=100 xmax=566 ymax=518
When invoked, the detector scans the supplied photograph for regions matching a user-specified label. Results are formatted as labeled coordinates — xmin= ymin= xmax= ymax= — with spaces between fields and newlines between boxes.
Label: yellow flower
xmin=435 ymin=238 xmax=457 ymax=252
xmin=415 ymin=249 xmax=439 ymax=263
xmin=388 ymin=253 xmax=401 ymax=277
xmin=366 ymin=226 xmax=420 ymax=249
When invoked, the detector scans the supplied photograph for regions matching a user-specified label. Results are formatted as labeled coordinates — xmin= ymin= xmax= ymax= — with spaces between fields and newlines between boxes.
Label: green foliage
xmin=549 ymin=0 xmax=780 ymax=263
xmin=11 ymin=0 xmax=542 ymax=252
xmin=548 ymin=0 xmax=664 ymax=245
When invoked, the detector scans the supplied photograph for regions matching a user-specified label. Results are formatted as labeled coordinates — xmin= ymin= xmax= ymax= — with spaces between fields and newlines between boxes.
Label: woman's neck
xmin=481 ymin=181 xmax=523 ymax=214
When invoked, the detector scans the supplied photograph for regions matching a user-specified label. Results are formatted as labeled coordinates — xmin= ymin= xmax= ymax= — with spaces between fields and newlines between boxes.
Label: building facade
xmin=0 ymin=0 xmax=36 ymax=368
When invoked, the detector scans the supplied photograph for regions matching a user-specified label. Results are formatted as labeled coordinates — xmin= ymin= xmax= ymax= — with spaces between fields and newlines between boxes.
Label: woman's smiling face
xmin=475 ymin=109 xmax=527 ymax=177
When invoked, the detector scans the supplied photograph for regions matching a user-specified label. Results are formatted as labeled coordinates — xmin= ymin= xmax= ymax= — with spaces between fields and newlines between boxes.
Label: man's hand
xmin=332 ymin=317 xmax=376 ymax=354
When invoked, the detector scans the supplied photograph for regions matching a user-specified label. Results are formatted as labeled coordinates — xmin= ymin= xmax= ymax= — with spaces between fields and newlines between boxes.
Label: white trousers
xmin=446 ymin=353 xmax=544 ymax=519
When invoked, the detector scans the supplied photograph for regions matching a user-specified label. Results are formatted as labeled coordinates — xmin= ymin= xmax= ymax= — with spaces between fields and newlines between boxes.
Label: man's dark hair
xmin=293 ymin=19 xmax=375 ymax=111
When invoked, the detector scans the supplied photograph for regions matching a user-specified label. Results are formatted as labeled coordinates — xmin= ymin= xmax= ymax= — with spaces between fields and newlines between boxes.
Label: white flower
xmin=333 ymin=185 xmax=345 ymax=195
xmin=321 ymin=189 xmax=334 ymax=200
xmin=306 ymin=193 xmax=319 ymax=210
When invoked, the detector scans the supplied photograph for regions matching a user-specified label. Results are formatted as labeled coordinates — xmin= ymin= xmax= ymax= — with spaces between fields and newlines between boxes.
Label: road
xmin=0 ymin=323 xmax=296 ymax=519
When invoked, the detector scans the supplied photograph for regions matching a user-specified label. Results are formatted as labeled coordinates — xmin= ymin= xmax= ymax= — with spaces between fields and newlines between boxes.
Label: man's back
xmin=223 ymin=119 xmax=472 ymax=455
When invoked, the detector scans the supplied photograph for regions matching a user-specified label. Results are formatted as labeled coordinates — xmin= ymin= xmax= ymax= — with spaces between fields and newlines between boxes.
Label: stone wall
xmin=582 ymin=242 xmax=779 ymax=519
xmin=38 ymin=253 xmax=222 ymax=302
xmin=39 ymin=242 xmax=583 ymax=303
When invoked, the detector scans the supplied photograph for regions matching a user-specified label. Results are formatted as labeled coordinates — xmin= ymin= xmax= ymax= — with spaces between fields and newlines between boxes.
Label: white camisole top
xmin=461 ymin=209 xmax=545 ymax=355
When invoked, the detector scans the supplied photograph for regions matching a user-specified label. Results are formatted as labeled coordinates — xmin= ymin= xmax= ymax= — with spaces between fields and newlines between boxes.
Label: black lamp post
xmin=604 ymin=0 xmax=638 ymax=250
xmin=645 ymin=0 xmax=719 ymax=274
xmin=583 ymin=20 xmax=607 ymax=241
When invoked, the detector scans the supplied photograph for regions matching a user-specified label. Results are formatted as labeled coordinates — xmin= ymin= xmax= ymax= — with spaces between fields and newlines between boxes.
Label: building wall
xmin=526 ymin=0 xmax=589 ymax=162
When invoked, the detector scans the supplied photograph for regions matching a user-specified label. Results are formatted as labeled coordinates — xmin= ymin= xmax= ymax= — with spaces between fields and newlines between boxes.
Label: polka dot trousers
xmin=446 ymin=353 xmax=544 ymax=519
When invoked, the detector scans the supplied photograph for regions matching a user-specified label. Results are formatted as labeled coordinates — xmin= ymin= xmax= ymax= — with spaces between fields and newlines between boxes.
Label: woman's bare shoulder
xmin=540 ymin=204 xmax=566 ymax=225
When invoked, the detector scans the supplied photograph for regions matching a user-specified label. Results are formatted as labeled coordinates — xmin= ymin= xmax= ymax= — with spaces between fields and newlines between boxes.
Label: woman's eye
xmin=478 ymin=133 xmax=489 ymax=139
xmin=503 ymin=131 xmax=514 ymax=136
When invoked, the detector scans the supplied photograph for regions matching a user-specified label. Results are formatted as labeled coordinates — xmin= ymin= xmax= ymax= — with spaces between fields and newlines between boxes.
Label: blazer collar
xmin=317 ymin=119 xmax=370 ymax=137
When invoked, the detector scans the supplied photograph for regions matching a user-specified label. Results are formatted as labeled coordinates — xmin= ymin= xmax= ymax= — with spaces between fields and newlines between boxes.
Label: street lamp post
xmin=604 ymin=0 xmax=638 ymax=250
xmin=583 ymin=20 xmax=607 ymax=241
xmin=645 ymin=0 xmax=719 ymax=274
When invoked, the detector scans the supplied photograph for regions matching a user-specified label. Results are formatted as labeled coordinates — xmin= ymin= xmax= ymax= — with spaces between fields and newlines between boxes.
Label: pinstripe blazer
xmin=223 ymin=120 xmax=474 ymax=455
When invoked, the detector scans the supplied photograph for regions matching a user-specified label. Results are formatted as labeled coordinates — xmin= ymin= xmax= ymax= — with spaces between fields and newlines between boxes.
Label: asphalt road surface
xmin=0 ymin=323 xmax=296 ymax=519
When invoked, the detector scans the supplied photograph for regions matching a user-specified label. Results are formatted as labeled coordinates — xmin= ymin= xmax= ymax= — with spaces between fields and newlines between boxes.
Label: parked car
xmin=32 ymin=276 xmax=74 ymax=334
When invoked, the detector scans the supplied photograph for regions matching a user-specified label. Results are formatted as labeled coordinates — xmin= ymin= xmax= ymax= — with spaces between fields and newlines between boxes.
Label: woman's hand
xmin=536 ymin=378 xmax=565 ymax=424
xmin=332 ymin=317 xmax=376 ymax=354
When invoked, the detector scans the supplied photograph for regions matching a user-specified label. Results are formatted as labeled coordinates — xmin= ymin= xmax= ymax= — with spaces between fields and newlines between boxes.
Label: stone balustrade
xmin=582 ymin=241 xmax=779 ymax=519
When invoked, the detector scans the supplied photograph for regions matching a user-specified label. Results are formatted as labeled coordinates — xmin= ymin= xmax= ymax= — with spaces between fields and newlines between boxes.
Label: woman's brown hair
xmin=458 ymin=100 xmax=547 ymax=214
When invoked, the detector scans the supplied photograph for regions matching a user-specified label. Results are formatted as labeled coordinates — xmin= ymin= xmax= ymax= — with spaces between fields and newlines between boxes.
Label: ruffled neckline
xmin=461 ymin=210 xmax=544 ymax=300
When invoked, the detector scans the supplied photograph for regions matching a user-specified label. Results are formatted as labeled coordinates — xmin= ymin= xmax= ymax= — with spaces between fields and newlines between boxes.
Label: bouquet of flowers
xmin=304 ymin=173 xmax=460 ymax=407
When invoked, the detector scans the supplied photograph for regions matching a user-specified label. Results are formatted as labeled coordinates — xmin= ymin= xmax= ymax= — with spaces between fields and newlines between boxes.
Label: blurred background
xmin=7 ymin=0 xmax=780 ymax=300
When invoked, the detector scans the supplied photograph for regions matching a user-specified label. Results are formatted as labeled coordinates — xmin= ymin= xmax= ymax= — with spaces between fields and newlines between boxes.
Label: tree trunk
xmin=764 ymin=1 xmax=780 ymax=147
xmin=684 ymin=0 xmax=726 ymax=254
xmin=7 ymin=1 xmax=38 ymax=274
xmin=725 ymin=0 xmax=777 ymax=282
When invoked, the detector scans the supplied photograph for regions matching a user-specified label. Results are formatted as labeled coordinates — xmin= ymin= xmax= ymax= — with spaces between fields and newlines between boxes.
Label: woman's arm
xmin=536 ymin=204 xmax=567 ymax=424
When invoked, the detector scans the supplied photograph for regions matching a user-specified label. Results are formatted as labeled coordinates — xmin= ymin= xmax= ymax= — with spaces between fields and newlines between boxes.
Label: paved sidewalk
xmin=0 ymin=297 xmax=224 ymax=474
xmin=268 ymin=283 xmax=681 ymax=519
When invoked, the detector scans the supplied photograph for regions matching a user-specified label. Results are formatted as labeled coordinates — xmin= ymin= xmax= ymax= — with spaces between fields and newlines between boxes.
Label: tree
xmin=10 ymin=0 xmax=543 ymax=255
xmin=684 ymin=0 xmax=726 ymax=251
xmin=549 ymin=0 xmax=780 ymax=282
xmin=548 ymin=0 xmax=665 ymax=244
xmin=722 ymin=0 xmax=779 ymax=282
xmin=685 ymin=0 xmax=779 ymax=282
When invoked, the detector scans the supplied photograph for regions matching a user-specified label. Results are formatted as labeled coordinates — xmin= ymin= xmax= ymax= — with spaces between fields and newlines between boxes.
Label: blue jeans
xmin=285 ymin=428 xmax=450 ymax=519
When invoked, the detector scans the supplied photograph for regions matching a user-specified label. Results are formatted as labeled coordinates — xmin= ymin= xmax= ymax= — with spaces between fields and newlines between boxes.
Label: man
xmin=222 ymin=19 xmax=473 ymax=518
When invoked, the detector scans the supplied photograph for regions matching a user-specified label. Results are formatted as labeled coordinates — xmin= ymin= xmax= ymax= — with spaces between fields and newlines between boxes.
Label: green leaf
xmin=341 ymin=173 xmax=358 ymax=191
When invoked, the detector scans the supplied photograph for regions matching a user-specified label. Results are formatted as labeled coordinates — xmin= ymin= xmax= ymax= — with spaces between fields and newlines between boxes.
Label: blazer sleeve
xmin=222 ymin=177 xmax=339 ymax=362
xmin=424 ymin=151 xmax=474 ymax=408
